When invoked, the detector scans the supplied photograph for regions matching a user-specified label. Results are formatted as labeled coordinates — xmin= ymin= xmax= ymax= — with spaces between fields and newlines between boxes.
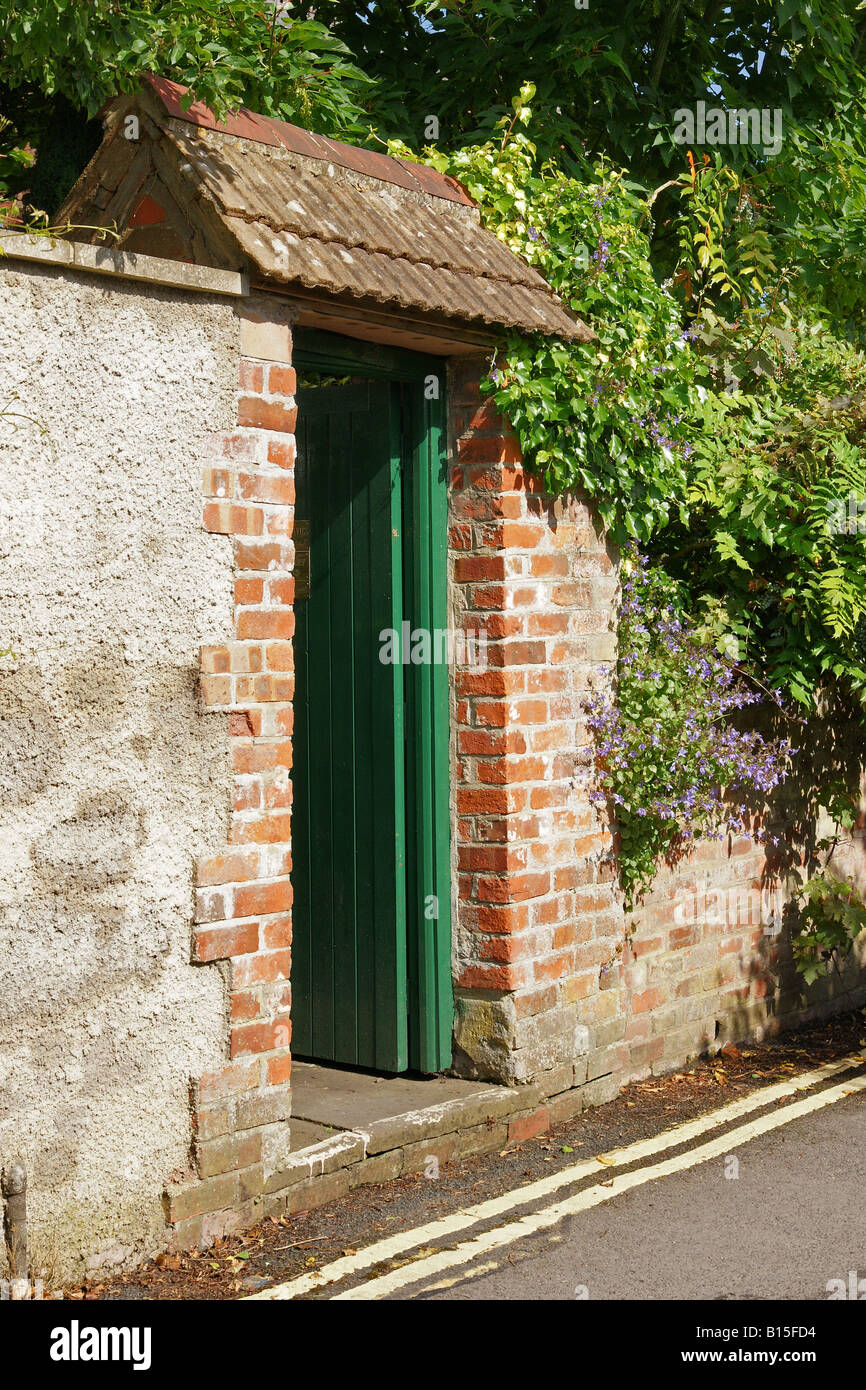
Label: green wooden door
xmin=291 ymin=338 xmax=452 ymax=1074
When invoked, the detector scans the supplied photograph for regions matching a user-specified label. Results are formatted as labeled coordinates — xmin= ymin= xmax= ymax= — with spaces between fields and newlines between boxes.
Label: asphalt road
xmin=409 ymin=1089 xmax=866 ymax=1301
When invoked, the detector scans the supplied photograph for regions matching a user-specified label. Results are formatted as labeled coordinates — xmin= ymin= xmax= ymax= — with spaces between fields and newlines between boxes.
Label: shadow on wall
xmin=758 ymin=695 xmax=866 ymax=1003
xmin=624 ymin=697 xmax=866 ymax=1069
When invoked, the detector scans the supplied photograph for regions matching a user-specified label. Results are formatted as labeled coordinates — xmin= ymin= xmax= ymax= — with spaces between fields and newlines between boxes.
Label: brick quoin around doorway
xmin=446 ymin=356 xmax=627 ymax=1097
xmin=166 ymin=297 xmax=300 ymax=1249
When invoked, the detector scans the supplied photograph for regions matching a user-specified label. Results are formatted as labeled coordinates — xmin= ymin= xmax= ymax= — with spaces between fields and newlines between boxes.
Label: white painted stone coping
xmin=0 ymin=232 xmax=248 ymax=298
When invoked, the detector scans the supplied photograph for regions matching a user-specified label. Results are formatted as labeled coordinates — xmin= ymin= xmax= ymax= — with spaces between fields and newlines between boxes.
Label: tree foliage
xmin=327 ymin=0 xmax=865 ymax=176
xmin=391 ymin=80 xmax=866 ymax=713
xmin=791 ymin=868 xmax=866 ymax=983
xmin=0 ymin=1 xmax=371 ymax=211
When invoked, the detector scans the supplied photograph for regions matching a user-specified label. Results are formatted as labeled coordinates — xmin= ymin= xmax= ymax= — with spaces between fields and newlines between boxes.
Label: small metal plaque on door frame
xmin=294 ymin=520 xmax=311 ymax=600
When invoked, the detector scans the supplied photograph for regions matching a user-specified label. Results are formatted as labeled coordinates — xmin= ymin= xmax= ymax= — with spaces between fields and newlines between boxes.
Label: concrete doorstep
xmin=259 ymin=1059 xmax=616 ymax=1217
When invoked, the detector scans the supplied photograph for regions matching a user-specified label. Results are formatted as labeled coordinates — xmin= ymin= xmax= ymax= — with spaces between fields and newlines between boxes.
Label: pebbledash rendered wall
xmin=1 ymin=244 xmax=865 ymax=1281
xmin=0 ymin=248 xmax=305 ymax=1278
xmin=0 ymin=250 xmax=235 ymax=1276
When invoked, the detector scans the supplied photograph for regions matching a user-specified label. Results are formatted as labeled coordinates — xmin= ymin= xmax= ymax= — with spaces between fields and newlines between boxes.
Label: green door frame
xmin=292 ymin=327 xmax=453 ymax=1074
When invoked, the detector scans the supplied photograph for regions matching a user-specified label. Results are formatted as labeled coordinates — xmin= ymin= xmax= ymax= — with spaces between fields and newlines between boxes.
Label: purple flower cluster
xmin=583 ymin=379 xmax=693 ymax=463
xmin=591 ymin=237 xmax=611 ymax=272
xmin=583 ymin=553 xmax=796 ymax=874
xmin=630 ymin=406 xmax=695 ymax=460
xmin=633 ymin=407 xmax=678 ymax=451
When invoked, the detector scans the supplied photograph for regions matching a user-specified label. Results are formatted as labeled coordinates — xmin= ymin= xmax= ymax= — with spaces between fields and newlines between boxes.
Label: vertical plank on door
xmin=292 ymin=379 xmax=408 ymax=1071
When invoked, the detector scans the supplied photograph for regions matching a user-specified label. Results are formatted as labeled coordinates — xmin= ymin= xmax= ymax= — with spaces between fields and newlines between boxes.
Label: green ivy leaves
xmin=792 ymin=870 xmax=866 ymax=983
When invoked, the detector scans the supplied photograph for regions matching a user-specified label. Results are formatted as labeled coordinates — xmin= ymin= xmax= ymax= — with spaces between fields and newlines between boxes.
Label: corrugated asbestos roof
xmin=145 ymin=76 xmax=476 ymax=206
xmin=64 ymin=79 xmax=593 ymax=344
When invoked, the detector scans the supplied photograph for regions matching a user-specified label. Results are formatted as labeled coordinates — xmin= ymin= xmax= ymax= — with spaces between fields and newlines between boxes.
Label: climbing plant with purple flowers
xmin=584 ymin=551 xmax=797 ymax=908
xmin=392 ymin=88 xmax=866 ymax=716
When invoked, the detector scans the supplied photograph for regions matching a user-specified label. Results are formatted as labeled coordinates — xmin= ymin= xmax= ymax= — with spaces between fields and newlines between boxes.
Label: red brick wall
xmin=622 ymin=823 xmax=866 ymax=1082
xmin=446 ymin=356 xmax=866 ymax=1096
xmin=447 ymin=358 xmax=626 ymax=1093
xmin=166 ymin=298 xmax=298 ymax=1248
xmin=623 ymin=837 xmax=772 ymax=1078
